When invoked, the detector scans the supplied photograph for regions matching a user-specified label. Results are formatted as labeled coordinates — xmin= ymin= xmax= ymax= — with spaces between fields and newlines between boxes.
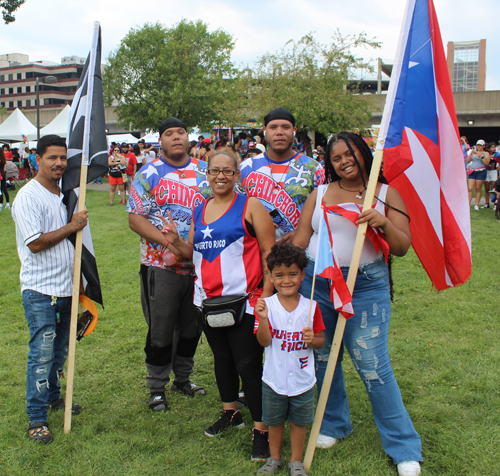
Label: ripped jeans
xmin=22 ymin=290 xmax=72 ymax=423
xmin=300 ymin=258 xmax=422 ymax=464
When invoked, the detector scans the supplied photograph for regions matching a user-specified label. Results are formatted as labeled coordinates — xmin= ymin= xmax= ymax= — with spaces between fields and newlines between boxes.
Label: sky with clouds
xmin=1 ymin=0 xmax=499 ymax=89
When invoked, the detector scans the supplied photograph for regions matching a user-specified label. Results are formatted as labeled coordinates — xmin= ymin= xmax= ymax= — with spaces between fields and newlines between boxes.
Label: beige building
xmin=446 ymin=40 xmax=486 ymax=92
xmin=0 ymin=53 xmax=85 ymax=115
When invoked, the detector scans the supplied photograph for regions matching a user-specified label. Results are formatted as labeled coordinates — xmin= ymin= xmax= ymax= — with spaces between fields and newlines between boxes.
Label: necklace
xmin=266 ymin=153 xmax=290 ymax=194
xmin=338 ymin=180 xmax=365 ymax=199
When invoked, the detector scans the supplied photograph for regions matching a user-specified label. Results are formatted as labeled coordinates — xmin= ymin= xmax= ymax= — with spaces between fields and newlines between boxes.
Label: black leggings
xmin=0 ymin=176 xmax=9 ymax=204
xmin=204 ymin=314 xmax=264 ymax=423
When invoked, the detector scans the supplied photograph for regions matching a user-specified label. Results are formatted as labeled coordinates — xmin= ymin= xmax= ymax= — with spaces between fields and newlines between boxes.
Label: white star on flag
xmin=144 ymin=165 xmax=159 ymax=179
xmin=202 ymin=225 xmax=214 ymax=239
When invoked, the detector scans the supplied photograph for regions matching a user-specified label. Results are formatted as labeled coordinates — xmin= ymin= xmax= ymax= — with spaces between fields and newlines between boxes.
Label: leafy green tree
xmin=238 ymin=31 xmax=381 ymax=146
xmin=103 ymin=20 xmax=237 ymax=132
xmin=1 ymin=0 xmax=25 ymax=24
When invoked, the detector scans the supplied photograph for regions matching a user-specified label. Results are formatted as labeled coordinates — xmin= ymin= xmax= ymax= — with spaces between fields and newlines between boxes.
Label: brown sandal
xmin=28 ymin=421 xmax=53 ymax=444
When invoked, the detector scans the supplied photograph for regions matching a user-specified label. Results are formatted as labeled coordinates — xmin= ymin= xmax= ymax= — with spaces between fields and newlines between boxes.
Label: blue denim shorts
xmin=262 ymin=381 xmax=315 ymax=426
xmin=468 ymin=169 xmax=487 ymax=180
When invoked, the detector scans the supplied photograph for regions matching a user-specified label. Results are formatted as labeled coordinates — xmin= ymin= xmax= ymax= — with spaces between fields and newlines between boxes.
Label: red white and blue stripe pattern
xmin=192 ymin=194 xmax=263 ymax=314
xmin=314 ymin=208 xmax=354 ymax=319
xmin=377 ymin=0 xmax=471 ymax=290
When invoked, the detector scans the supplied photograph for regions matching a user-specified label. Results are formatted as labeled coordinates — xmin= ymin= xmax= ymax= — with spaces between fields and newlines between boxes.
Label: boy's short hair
xmin=36 ymin=134 xmax=67 ymax=157
xmin=266 ymin=242 xmax=309 ymax=272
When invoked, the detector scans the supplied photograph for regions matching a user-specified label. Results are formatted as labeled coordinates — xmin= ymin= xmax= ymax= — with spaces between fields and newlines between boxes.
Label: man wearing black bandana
xmin=238 ymin=107 xmax=325 ymax=242
xmin=127 ymin=117 xmax=213 ymax=411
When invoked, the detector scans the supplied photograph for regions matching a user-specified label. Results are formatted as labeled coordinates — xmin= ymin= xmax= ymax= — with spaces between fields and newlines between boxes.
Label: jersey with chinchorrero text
xmin=127 ymin=157 xmax=212 ymax=274
xmin=237 ymin=152 xmax=324 ymax=239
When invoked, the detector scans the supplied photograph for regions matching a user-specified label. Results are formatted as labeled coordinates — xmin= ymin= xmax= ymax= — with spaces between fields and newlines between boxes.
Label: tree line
xmin=103 ymin=20 xmax=382 ymax=140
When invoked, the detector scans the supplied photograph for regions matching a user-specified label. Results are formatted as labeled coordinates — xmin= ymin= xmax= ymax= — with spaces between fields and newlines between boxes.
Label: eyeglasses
xmin=207 ymin=169 xmax=237 ymax=176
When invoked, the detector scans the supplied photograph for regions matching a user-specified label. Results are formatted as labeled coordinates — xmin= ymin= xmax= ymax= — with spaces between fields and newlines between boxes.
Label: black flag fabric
xmin=62 ymin=22 xmax=107 ymax=306
xmin=63 ymin=22 xmax=108 ymax=191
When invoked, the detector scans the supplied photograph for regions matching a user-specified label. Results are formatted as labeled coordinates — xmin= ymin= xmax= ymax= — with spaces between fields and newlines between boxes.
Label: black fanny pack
xmin=109 ymin=167 xmax=122 ymax=178
xmin=202 ymin=294 xmax=248 ymax=328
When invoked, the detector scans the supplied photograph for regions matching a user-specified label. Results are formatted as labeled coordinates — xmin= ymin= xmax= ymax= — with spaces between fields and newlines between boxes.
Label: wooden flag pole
xmin=304 ymin=148 xmax=384 ymax=471
xmin=64 ymin=164 xmax=89 ymax=434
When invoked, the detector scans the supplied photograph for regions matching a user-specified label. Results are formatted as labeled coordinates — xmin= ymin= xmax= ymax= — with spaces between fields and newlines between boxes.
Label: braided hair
xmin=324 ymin=131 xmax=396 ymax=300
xmin=324 ymin=131 xmax=386 ymax=186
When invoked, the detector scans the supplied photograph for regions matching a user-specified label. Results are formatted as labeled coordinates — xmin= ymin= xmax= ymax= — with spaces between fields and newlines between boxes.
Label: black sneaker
xmin=204 ymin=409 xmax=245 ymax=437
xmin=171 ymin=381 xmax=206 ymax=397
xmin=251 ymin=427 xmax=270 ymax=462
xmin=47 ymin=398 xmax=82 ymax=415
xmin=148 ymin=392 xmax=168 ymax=412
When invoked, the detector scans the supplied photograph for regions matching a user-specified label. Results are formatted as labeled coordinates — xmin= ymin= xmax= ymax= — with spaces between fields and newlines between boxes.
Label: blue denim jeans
xmin=22 ymin=290 xmax=72 ymax=423
xmin=300 ymin=258 xmax=422 ymax=464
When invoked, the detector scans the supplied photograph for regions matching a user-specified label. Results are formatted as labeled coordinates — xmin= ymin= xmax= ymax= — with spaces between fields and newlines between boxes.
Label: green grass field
xmin=0 ymin=186 xmax=498 ymax=476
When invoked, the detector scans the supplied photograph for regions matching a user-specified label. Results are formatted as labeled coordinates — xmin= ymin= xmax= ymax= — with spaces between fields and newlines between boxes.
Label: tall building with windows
xmin=0 ymin=53 xmax=85 ymax=112
xmin=447 ymin=40 xmax=486 ymax=92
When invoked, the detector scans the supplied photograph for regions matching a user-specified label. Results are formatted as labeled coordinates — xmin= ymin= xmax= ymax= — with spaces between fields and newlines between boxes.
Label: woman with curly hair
xmin=293 ymin=131 xmax=422 ymax=476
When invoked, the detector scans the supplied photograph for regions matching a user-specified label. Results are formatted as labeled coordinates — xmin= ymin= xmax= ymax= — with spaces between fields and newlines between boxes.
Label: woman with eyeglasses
xmin=108 ymin=146 xmax=127 ymax=206
xmin=160 ymin=146 xmax=275 ymax=461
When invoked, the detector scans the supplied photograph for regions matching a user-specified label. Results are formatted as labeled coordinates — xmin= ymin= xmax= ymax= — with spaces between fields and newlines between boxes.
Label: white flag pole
xmin=64 ymin=22 xmax=100 ymax=434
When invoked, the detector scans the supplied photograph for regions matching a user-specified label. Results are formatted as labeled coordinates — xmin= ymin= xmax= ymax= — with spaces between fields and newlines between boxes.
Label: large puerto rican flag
xmin=377 ymin=0 xmax=471 ymax=290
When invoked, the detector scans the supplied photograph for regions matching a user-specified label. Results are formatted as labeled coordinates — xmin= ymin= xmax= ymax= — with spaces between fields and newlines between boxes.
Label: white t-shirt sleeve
xmin=13 ymin=191 xmax=43 ymax=245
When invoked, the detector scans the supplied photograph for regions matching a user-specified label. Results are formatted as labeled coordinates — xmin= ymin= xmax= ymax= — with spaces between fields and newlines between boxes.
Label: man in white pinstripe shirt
xmin=12 ymin=135 xmax=88 ymax=444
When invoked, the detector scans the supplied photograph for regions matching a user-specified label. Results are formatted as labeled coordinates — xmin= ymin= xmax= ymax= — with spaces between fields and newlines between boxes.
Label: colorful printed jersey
xmin=262 ymin=294 xmax=324 ymax=396
xmin=127 ymin=157 xmax=212 ymax=272
xmin=237 ymin=152 xmax=325 ymax=239
xmin=192 ymin=194 xmax=263 ymax=314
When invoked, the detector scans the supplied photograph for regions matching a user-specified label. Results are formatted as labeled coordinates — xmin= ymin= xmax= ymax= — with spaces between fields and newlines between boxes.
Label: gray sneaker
xmin=257 ymin=456 xmax=284 ymax=475
xmin=288 ymin=461 xmax=308 ymax=476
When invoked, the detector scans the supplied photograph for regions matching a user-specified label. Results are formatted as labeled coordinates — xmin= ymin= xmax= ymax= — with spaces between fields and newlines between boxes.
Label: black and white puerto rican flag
xmin=62 ymin=22 xmax=108 ymax=306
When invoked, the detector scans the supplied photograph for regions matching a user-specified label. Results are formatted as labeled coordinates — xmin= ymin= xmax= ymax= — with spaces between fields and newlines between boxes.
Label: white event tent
xmin=0 ymin=108 xmax=38 ymax=142
xmin=140 ymin=131 xmax=160 ymax=143
xmin=107 ymin=133 xmax=139 ymax=145
xmin=39 ymin=105 xmax=71 ymax=138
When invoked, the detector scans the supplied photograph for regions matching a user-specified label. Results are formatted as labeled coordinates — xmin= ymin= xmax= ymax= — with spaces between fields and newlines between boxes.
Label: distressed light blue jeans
xmin=300 ymin=258 xmax=422 ymax=464
xmin=22 ymin=290 xmax=72 ymax=423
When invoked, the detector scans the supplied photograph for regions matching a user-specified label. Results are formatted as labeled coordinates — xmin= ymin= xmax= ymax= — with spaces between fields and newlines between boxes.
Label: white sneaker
xmin=474 ymin=205 xmax=479 ymax=211
xmin=316 ymin=433 xmax=337 ymax=449
xmin=126 ymin=191 xmax=129 ymax=196
xmin=397 ymin=461 xmax=421 ymax=476
xmin=5 ymin=203 xmax=10 ymax=210
xmin=0 ymin=204 xmax=3 ymax=210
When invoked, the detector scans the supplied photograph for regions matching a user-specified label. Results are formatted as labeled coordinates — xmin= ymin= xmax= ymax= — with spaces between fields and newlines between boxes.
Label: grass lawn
xmin=0 ymin=186 xmax=498 ymax=476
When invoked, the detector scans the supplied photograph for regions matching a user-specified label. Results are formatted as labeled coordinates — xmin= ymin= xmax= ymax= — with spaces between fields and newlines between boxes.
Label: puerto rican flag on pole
xmin=377 ymin=0 xmax=471 ymax=290
xmin=314 ymin=208 xmax=354 ymax=319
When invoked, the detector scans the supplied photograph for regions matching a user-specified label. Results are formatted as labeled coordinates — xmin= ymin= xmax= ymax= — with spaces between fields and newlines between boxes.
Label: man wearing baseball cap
xmin=238 ymin=107 xmax=324 ymax=242
xmin=127 ymin=117 xmax=213 ymax=410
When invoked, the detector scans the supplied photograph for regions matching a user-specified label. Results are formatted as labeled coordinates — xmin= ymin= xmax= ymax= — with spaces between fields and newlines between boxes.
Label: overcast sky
xmin=1 ymin=0 xmax=499 ymax=89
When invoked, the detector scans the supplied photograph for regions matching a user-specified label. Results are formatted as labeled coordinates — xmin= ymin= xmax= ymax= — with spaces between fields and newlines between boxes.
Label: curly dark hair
xmin=324 ymin=131 xmax=386 ymax=186
xmin=266 ymin=242 xmax=309 ymax=272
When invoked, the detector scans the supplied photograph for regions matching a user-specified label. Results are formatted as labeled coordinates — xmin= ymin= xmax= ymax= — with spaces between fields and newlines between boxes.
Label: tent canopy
xmin=0 ymin=108 xmax=38 ymax=142
xmin=107 ymin=133 xmax=138 ymax=145
xmin=40 ymin=105 xmax=70 ymax=138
